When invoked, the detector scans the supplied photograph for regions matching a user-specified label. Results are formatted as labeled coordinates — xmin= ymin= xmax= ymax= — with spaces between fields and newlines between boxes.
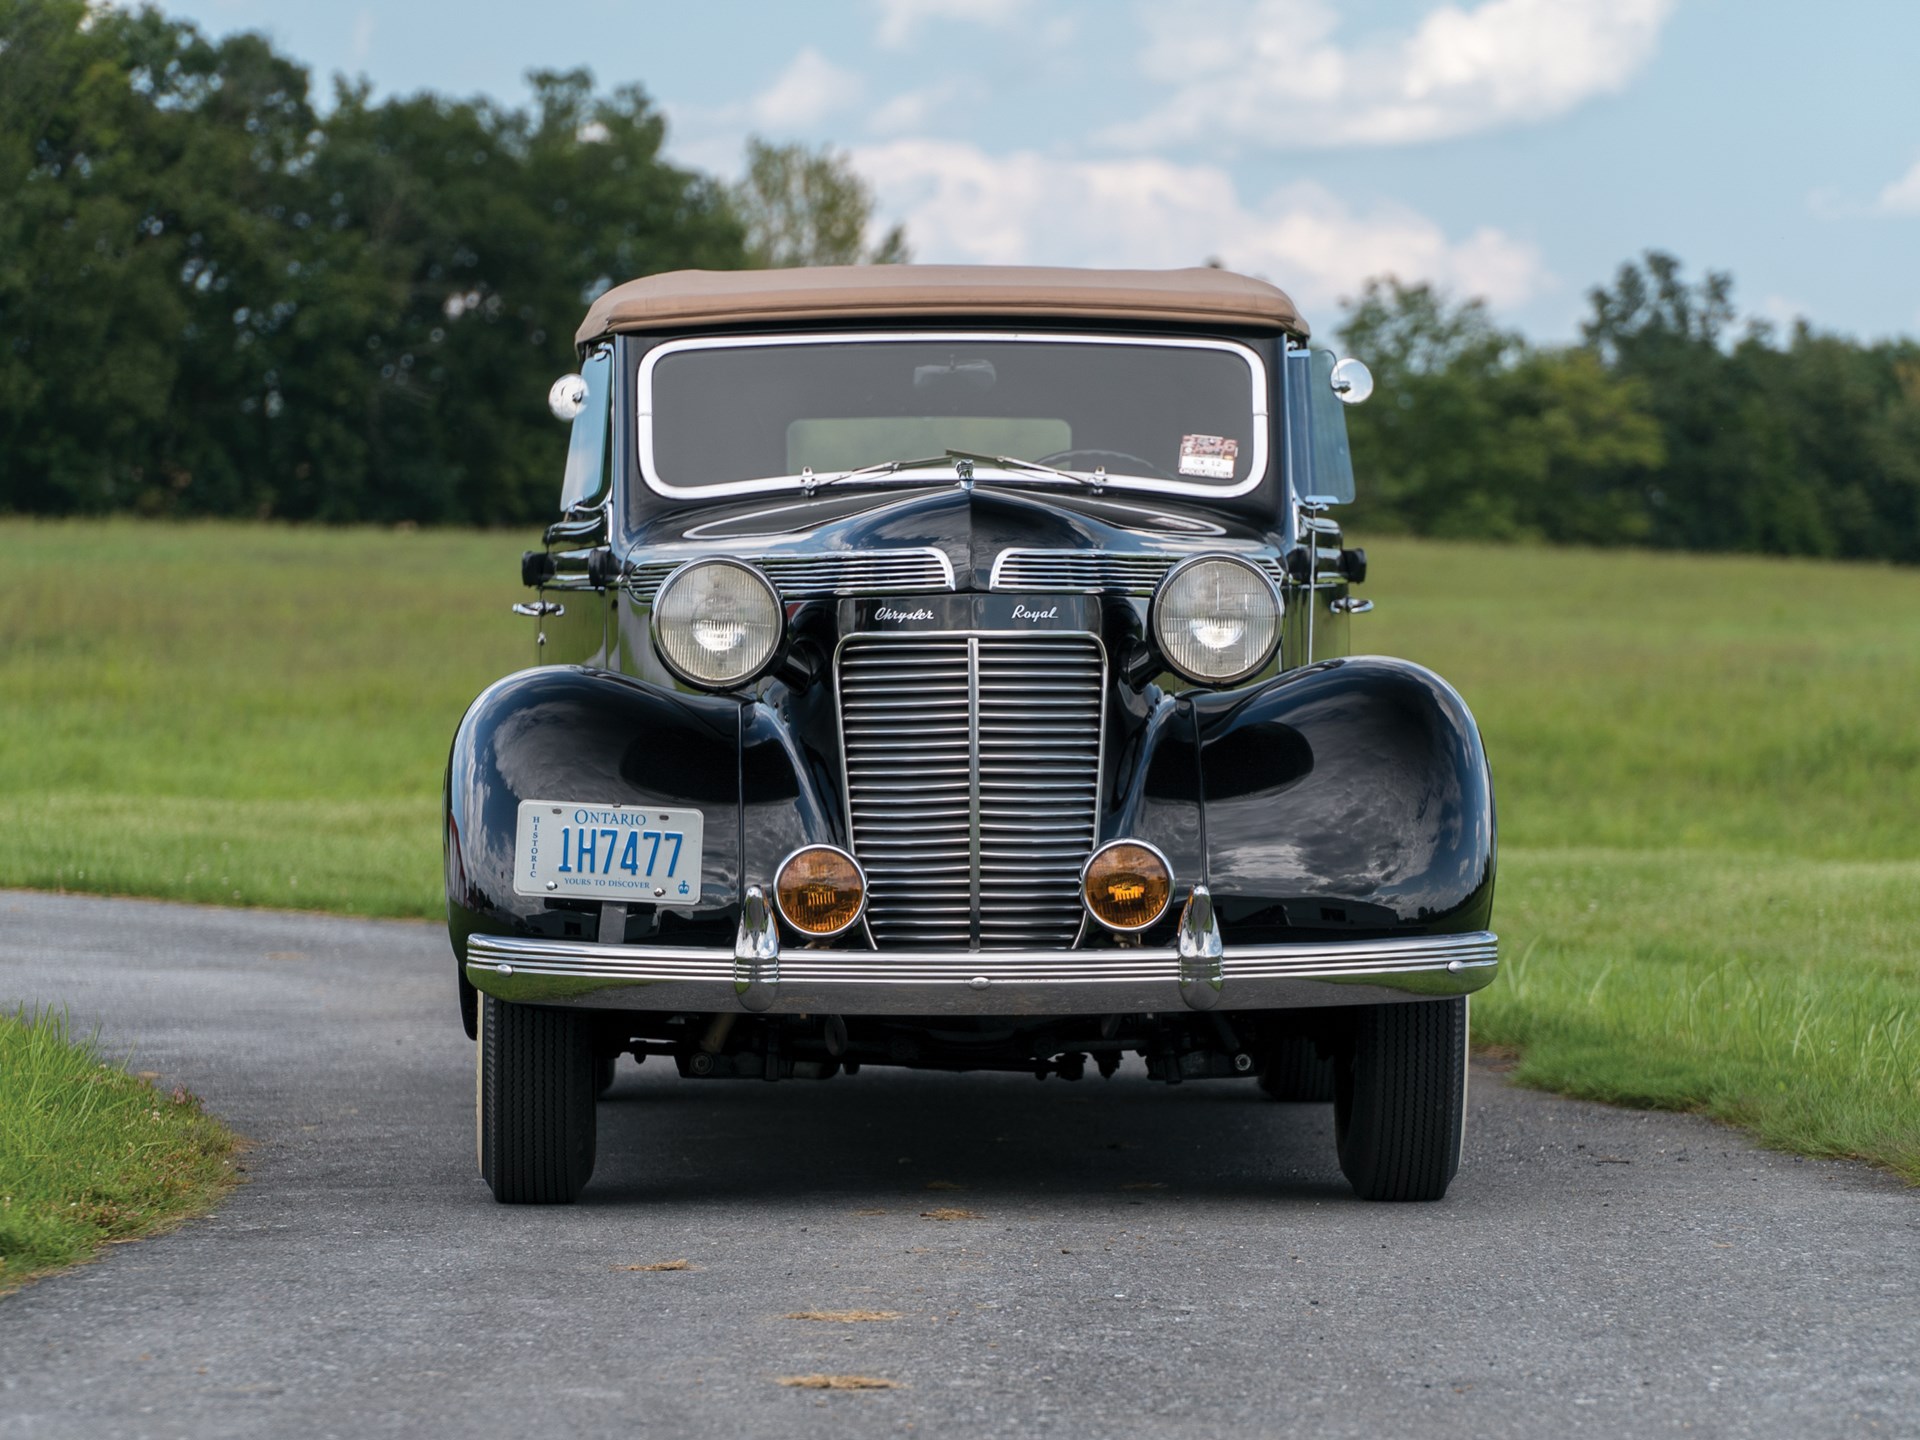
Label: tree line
xmin=4 ymin=3 xmax=1916 ymax=559
xmin=0 ymin=2 xmax=895 ymax=525
xmin=1339 ymin=259 xmax=1920 ymax=562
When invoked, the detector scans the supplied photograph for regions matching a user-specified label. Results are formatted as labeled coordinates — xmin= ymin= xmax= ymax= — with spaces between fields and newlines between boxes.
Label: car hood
xmin=626 ymin=484 xmax=1283 ymax=590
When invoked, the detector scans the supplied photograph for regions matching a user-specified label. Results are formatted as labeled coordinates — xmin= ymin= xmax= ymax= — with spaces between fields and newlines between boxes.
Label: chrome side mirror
xmin=548 ymin=373 xmax=589 ymax=422
xmin=1330 ymin=357 xmax=1373 ymax=406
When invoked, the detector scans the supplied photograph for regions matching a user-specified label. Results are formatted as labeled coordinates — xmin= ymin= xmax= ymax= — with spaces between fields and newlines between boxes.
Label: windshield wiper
xmin=941 ymin=450 xmax=1107 ymax=492
xmin=803 ymin=454 xmax=956 ymax=494
xmin=804 ymin=449 xmax=1107 ymax=496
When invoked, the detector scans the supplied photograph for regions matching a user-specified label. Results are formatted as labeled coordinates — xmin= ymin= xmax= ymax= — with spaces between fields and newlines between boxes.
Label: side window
xmin=558 ymin=346 xmax=613 ymax=512
xmin=1286 ymin=348 xmax=1357 ymax=504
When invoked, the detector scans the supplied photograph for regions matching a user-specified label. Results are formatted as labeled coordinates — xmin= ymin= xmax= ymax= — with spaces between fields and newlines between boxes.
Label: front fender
xmin=444 ymin=667 xmax=752 ymax=968
xmin=1192 ymin=656 xmax=1496 ymax=941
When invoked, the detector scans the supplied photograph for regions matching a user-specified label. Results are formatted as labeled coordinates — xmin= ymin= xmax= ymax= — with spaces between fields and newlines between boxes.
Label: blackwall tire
xmin=594 ymin=1054 xmax=618 ymax=1098
xmin=1333 ymin=997 xmax=1467 ymax=1202
xmin=478 ymin=994 xmax=597 ymax=1204
xmin=1258 ymin=1034 xmax=1335 ymax=1102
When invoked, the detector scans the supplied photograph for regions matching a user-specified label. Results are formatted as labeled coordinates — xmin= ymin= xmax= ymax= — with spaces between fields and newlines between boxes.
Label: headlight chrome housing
xmin=1150 ymin=554 xmax=1283 ymax=686
xmin=774 ymin=844 xmax=867 ymax=938
xmin=1081 ymin=839 xmax=1174 ymax=934
xmin=650 ymin=558 xmax=783 ymax=690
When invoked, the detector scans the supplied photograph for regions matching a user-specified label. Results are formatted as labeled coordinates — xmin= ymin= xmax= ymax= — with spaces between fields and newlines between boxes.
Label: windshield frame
xmin=634 ymin=330 xmax=1271 ymax=502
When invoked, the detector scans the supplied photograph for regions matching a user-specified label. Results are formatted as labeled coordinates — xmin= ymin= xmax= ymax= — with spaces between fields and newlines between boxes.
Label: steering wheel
xmin=1037 ymin=448 xmax=1175 ymax=481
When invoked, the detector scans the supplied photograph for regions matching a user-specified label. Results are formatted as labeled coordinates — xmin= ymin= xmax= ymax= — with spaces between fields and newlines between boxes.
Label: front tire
xmin=478 ymin=994 xmax=597 ymax=1204
xmin=1333 ymin=998 xmax=1467 ymax=1202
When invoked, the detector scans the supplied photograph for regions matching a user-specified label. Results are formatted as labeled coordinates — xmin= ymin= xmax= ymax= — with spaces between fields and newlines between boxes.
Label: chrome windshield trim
xmin=465 ymin=929 xmax=1499 ymax=1016
xmin=636 ymin=331 xmax=1271 ymax=502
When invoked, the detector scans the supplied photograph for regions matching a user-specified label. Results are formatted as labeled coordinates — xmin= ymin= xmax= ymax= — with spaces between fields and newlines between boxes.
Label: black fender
xmin=445 ymin=668 xmax=837 ymax=997
xmin=1186 ymin=656 xmax=1496 ymax=941
xmin=445 ymin=668 xmax=744 ymax=975
xmin=1101 ymin=687 xmax=1206 ymax=917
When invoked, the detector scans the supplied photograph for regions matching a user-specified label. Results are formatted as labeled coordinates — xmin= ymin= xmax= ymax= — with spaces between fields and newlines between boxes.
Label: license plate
xmin=512 ymin=800 xmax=704 ymax=904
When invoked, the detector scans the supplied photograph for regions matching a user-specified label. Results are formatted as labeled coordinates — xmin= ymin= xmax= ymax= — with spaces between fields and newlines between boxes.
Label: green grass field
xmin=0 ymin=1008 xmax=237 ymax=1290
xmin=2 ymin=518 xmax=1915 ymax=1181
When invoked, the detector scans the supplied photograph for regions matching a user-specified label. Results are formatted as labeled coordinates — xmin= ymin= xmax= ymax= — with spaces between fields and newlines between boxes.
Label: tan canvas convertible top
xmin=575 ymin=264 xmax=1309 ymax=346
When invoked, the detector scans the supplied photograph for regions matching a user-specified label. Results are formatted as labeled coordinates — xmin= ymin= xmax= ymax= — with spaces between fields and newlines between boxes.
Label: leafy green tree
xmin=0 ymin=1 xmax=317 ymax=514
xmin=1580 ymin=252 xmax=1792 ymax=553
xmin=0 ymin=7 xmax=749 ymax=524
xmin=732 ymin=138 xmax=908 ymax=268
xmin=1580 ymin=252 xmax=1920 ymax=560
xmin=1727 ymin=325 xmax=1920 ymax=562
xmin=1338 ymin=278 xmax=1661 ymax=544
xmin=275 ymin=68 xmax=745 ymax=523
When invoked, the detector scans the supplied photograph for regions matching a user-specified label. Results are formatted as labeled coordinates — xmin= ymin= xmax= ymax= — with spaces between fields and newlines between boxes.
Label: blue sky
xmin=147 ymin=0 xmax=1920 ymax=343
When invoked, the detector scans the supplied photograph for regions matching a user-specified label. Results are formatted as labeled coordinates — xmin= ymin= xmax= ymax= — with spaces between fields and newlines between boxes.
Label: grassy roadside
xmin=0 ymin=518 xmax=1915 ymax=1182
xmin=1364 ymin=540 xmax=1920 ymax=1181
xmin=0 ymin=1009 xmax=238 ymax=1292
xmin=1487 ymin=848 xmax=1918 ymax=1179
xmin=0 ymin=519 xmax=526 ymax=916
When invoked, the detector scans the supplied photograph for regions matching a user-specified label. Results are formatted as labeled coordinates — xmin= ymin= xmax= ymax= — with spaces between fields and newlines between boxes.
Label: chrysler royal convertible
xmin=447 ymin=265 xmax=1497 ymax=1205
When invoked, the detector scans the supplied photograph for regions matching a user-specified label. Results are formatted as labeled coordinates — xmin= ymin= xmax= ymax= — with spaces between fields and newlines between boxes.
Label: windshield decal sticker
xmin=1179 ymin=434 xmax=1238 ymax=480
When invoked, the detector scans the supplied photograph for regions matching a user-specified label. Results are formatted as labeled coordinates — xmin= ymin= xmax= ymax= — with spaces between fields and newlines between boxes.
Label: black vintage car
xmin=446 ymin=265 xmax=1496 ymax=1205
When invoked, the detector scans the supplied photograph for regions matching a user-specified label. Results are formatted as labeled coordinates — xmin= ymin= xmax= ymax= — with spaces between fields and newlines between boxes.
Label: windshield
xmin=639 ymin=333 xmax=1268 ymax=499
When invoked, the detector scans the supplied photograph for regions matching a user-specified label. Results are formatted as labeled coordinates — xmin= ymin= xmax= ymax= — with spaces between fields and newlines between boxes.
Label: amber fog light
xmin=1081 ymin=841 xmax=1173 ymax=933
xmin=774 ymin=845 xmax=866 ymax=937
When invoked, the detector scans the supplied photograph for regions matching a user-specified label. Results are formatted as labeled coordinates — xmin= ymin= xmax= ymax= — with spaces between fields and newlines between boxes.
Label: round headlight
xmin=650 ymin=559 xmax=783 ymax=690
xmin=774 ymin=845 xmax=867 ymax=937
xmin=1081 ymin=840 xmax=1174 ymax=933
xmin=1150 ymin=555 xmax=1282 ymax=685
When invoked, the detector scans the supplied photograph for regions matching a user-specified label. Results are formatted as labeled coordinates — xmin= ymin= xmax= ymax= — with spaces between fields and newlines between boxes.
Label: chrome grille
xmin=991 ymin=548 xmax=1288 ymax=595
xmin=628 ymin=548 xmax=952 ymax=602
xmin=838 ymin=634 xmax=1104 ymax=950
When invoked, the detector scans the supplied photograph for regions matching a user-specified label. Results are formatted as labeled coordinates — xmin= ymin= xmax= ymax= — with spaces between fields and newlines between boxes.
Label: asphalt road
xmin=0 ymin=890 xmax=1913 ymax=1439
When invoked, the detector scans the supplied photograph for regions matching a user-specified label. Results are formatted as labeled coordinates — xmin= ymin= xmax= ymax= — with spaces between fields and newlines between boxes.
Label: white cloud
xmin=867 ymin=81 xmax=964 ymax=136
xmin=874 ymin=0 xmax=1027 ymax=49
xmin=1108 ymin=0 xmax=1674 ymax=150
xmin=748 ymin=47 xmax=864 ymax=129
xmin=849 ymin=140 xmax=1549 ymax=317
xmin=1876 ymin=157 xmax=1920 ymax=215
xmin=662 ymin=47 xmax=865 ymax=179
xmin=349 ymin=8 xmax=374 ymax=64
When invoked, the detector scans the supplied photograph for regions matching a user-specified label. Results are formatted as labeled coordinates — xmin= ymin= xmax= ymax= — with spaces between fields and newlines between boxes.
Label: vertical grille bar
xmin=966 ymin=637 xmax=983 ymax=947
xmin=839 ymin=632 xmax=1104 ymax=951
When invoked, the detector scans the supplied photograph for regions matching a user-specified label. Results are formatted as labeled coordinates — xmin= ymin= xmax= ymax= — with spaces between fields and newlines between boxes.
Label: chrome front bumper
xmin=464 ymin=929 xmax=1498 ymax=1016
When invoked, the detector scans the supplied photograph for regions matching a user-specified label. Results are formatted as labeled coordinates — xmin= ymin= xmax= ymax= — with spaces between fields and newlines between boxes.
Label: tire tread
xmin=1334 ymin=998 xmax=1465 ymax=1202
xmin=480 ymin=995 xmax=595 ymax=1204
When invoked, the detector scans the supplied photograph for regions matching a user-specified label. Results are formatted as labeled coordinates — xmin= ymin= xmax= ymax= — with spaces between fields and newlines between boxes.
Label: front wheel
xmin=477 ymin=994 xmax=597 ymax=1204
xmin=1333 ymin=998 xmax=1467 ymax=1202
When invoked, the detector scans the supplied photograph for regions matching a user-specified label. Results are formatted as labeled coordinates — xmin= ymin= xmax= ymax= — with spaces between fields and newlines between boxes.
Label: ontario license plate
xmin=512 ymin=800 xmax=704 ymax=904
